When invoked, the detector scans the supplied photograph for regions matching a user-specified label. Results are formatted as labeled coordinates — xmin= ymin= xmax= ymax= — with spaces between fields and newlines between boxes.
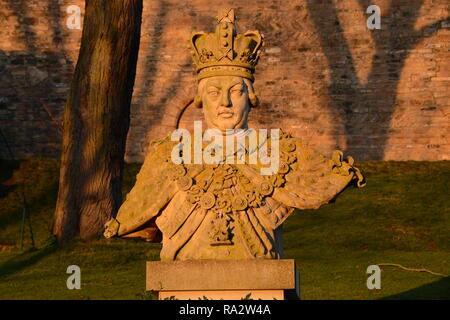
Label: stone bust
xmin=104 ymin=9 xmax=365 ymax=261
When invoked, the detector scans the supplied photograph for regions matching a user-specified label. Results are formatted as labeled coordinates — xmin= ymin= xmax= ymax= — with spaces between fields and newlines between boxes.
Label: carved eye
xmin=207 ymin=89 xmax=220 ymax=97
xmin=230 ymin=86 xmax=244 ymax=96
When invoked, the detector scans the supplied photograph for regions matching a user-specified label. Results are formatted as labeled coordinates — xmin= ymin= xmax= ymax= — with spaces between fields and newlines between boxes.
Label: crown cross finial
xmin=217 ymin=8 xmax=235 ymax=24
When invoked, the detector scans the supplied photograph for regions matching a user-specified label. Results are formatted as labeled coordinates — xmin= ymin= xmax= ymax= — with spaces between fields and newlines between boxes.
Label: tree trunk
xmin=54 ymin=0 xmax=143 ymax=243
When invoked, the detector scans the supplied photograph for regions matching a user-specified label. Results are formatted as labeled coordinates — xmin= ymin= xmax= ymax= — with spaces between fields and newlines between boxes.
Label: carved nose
xmin=220 ymin=92 xmax=231 ymax=107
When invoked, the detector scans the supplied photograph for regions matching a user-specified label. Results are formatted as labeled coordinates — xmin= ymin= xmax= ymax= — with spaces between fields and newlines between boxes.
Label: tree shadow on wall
xmin=381 ymin=277 xmax=450 ymax=300
xmin=4 ymin=0 xmax=73 ymax=60
xmin=0 ymin=0 xmax=74 ymax=159
xmin=129 ymin=0 xmax=198 ymax=151
xmin=305 ymin=0 xmax=450 ymax=160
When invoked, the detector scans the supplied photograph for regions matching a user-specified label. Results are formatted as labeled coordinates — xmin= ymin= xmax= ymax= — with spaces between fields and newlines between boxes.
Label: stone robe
xmin=106 ymin=130 xmax=364 ymax=261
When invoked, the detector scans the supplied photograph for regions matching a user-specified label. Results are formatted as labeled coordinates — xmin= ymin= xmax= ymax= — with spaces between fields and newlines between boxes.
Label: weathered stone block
xmin=146 ymin=259 xmax=300 ymax=300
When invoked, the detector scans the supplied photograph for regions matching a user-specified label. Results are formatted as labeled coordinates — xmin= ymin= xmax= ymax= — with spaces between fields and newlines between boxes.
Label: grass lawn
xmin=0 ymin=158 xmax=449 ymax=300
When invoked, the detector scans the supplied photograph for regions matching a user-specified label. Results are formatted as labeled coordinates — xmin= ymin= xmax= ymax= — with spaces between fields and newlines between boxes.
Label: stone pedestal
xmin=146 ymin=259 xmax=300 ymax=300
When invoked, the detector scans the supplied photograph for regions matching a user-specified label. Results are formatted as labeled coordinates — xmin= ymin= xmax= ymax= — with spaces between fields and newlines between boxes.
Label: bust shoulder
xmin=143 ymin=134 xmax=180 ymax=163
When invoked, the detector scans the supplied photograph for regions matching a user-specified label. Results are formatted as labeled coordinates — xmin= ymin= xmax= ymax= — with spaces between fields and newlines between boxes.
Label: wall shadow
xmin=0 ymin=49 xmax=73 ymax=158
xmin=0 ymin=1 xmax=74 ymax=159
xmin=128 ymin=0 xmax=197 ymax=154
xmin=305 ymin=0 xmax=449 ymax=160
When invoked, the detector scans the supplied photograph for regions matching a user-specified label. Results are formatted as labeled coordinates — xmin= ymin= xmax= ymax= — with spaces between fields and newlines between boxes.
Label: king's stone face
xmin=200 ymin=76 xmax=251 ymax=132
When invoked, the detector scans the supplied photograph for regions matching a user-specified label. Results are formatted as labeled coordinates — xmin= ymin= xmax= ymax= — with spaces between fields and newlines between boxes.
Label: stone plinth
xmin=146 ymin=259 xmax=300 ymax=300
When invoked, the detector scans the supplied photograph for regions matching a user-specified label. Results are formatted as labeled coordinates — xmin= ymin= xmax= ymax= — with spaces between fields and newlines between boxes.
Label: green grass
xmin=0 ymin=158 xmax=449 ymax=299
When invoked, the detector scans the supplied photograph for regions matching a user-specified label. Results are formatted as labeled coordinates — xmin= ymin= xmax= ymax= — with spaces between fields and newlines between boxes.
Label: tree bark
xmin=54 ymin=0 xmax=143 ymax=243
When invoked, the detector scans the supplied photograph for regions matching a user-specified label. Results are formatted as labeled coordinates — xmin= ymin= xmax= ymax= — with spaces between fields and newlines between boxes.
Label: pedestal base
xmin=159 ymin=289 xmax=284 ymax=300
xmin=146 ymin=259 xmax=299 ymax=300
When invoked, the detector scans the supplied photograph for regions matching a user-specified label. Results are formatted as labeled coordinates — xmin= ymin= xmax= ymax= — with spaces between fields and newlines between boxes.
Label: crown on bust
xmin=189 ymin=8 xmax=264 ymax=82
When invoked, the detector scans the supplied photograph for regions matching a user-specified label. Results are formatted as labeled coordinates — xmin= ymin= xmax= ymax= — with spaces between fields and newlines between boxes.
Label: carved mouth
xmin=218 ymin=111 xmax=234 ymax=118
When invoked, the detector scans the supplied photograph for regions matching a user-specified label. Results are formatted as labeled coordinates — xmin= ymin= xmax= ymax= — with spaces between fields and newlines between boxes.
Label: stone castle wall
xmin=0 ymin=0 xmax=448 ymax=162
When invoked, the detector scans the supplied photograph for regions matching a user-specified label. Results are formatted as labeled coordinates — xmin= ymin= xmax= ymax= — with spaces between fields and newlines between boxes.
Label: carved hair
xmin=194 ymin=78 xmax=259 ymax=108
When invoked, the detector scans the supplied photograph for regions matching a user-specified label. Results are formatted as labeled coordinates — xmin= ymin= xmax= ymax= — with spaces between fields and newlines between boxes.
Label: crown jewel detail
xmin=190 ymin=9 xmax=264 ymax=81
